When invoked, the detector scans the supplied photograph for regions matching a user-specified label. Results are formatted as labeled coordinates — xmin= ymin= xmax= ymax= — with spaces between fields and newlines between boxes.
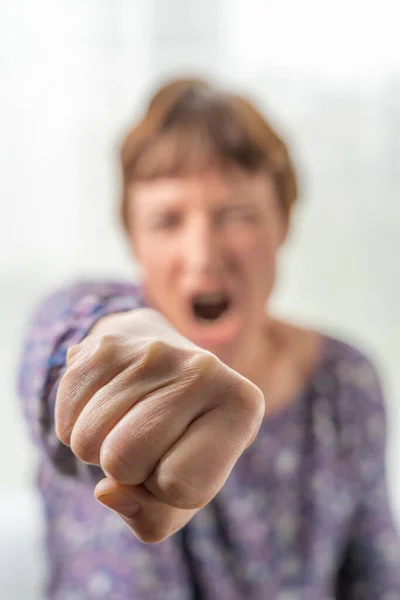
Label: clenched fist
xmin=55 ymin=308 xmax=265 ymax=542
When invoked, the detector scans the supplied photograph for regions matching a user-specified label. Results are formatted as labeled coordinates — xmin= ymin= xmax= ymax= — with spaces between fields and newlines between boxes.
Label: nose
xmin=184 ymin=215 xmax=222 ymax=276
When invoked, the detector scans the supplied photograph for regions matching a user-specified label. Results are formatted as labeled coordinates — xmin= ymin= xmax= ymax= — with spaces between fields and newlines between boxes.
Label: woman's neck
xmin=221 ymin=316 xmax=273 ymax=386
xmin=221 ymin=316 xmax=322 ymax=418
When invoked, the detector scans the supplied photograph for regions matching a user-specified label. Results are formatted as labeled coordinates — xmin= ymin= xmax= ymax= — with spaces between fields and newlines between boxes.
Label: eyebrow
xmin=212 ymin=203 xmax=260 ymax=213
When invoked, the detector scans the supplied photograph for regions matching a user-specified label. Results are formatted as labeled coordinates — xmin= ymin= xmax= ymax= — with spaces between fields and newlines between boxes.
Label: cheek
xmin=134 ymin=233 xmax=163 ymax=268
xmin=143 ymin=256 xmax=168 ymax=287
xmin=251 ymin=243 xmax=277 ymax=306
xmin=232 ymin=227 xmax=278 ymax=269
xmin=252 ymin=239 xmax=277 ymax=293
xmin=134 ymin=238 xmax=177 ymax=295
xmin=232 ymin=230 xmax=278 ymax=301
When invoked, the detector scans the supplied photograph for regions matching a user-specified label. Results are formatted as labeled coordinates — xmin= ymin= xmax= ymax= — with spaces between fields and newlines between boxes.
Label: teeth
xmin=195 ymin=292 xmax=227 ymax=305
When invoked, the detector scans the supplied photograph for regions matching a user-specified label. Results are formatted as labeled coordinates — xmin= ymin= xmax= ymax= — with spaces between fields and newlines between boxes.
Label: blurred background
xmin=1 ymin=0 xmax=399 ymax=598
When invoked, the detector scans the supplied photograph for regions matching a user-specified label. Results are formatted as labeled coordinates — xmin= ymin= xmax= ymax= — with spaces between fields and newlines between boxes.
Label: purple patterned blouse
xmin=18 ymin=281 xmax=400 ymax=600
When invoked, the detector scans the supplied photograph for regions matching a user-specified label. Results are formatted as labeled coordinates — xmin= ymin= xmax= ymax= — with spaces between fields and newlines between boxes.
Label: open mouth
xmin=192 ymin=292 xmax=231 ymax=322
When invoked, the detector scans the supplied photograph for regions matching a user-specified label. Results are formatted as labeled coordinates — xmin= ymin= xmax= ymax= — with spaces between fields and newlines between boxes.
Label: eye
xmin=151 ymin=211 xmax=181 ymax=230
xmin=218 ymin=207 xmax=259 ymax=225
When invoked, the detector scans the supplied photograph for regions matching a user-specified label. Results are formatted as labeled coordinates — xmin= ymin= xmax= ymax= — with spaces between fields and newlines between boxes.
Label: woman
xmin=19 ymin=78 xmax=400 ymax=599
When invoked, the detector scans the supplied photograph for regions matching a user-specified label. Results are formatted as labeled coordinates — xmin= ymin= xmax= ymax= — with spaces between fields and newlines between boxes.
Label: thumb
xmin=94 ymin=477 xmax=197 ymax=543
xmin=95 ymin=477 xmax=141 ymax=519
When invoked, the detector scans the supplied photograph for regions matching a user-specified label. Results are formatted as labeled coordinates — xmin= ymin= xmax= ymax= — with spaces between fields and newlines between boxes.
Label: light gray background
xmin=1 ymin=1 xmax=399 ymax=598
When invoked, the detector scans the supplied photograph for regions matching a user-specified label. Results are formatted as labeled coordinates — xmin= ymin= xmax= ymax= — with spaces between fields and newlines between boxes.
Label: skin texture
xmin=128 ymin=168 xmax=287 ymax=374
xmin=55 ymin=167 xmax=319 ymax=542
xmin=56 ymin=308 xmax=264 ymax=542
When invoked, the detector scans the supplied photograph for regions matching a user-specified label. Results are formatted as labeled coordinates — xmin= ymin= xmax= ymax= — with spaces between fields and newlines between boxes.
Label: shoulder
xmin=28 ymin=278 xmax=142 ymax=327
xmin=275 ymin=320 xmax=384 ymax=412
xmin=311 ymin=334 xmax=387 ymax=452
xmin=20 ymin=278 xmax=143 ymax=376
xmin=34 ymin=278 xmax=140 ymax=312
xmin=318 ymin=335 xmax=384 ymax=405
xmin=18 ymin=279 xmax=143 ymax=399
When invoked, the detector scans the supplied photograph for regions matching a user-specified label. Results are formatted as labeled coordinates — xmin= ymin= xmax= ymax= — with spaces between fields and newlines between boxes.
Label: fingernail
xmin=97 ymin=492 xmax=140 ymax=519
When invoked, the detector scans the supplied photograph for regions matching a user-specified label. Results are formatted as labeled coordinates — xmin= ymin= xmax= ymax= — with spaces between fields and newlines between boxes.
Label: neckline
xmin=137 ymin=286 xmax=335 ymax=427
xmin=259 ymin=333 xmax=334 ymax=427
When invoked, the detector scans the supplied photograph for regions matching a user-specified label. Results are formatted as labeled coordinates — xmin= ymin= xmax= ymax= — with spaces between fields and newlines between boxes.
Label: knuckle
xmin=139 ymin=338 xmax=168 ymax=369
xmin=135 ymin=532 xmax=161 ymax=544
xmin=100 ymin=441 xmax=134 ymax=484
xmin=131 ymin=338 xmax=178 ymax=384
xmin=91 ymin=333 xmax=124 ymax=364
xmin=185 ymin=350 xmax=220 ymax=387
xmin=229 ymin=378 xmax=265 ymax=439
xmin=156 ymin=469 xmax=204 ymax=510
xmin=240 ymin=379 xmax=265 ymax=414
xmin=55 ymin=418 xmax=70 ymax=447
xmin=226 ymin=372 xmax=263 ymax=413
xmin=70 ymin=424 xmax=100 ymax=465
xmin=189 ymin=349 xmax=219 ymax=373
xmin=55 ymin=377 xmax=74 ymax=445
xmin=246 ymin=383 xmax=265 ymax=422
xmin=133 ymin=522 xmax=172 ymax=544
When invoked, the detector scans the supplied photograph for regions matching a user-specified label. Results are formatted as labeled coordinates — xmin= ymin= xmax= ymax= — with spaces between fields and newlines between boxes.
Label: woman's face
xmin=128 ymin=167 xmax=287 ymax=356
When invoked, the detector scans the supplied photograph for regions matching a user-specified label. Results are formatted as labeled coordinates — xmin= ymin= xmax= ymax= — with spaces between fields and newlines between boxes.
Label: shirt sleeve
xmin=335 ymin=355 xmax=400 ymax=598
xmin=17 ymin=280 xmax=143 ymax=480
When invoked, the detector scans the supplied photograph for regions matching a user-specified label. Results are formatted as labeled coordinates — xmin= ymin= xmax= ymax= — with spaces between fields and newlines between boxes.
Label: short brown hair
xmin=120 ymin=78 xmax=298 ymax=232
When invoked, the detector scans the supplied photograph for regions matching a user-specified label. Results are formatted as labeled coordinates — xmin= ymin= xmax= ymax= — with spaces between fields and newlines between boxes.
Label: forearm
xmin=18 ymin=281 xmax=143 ymax=479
